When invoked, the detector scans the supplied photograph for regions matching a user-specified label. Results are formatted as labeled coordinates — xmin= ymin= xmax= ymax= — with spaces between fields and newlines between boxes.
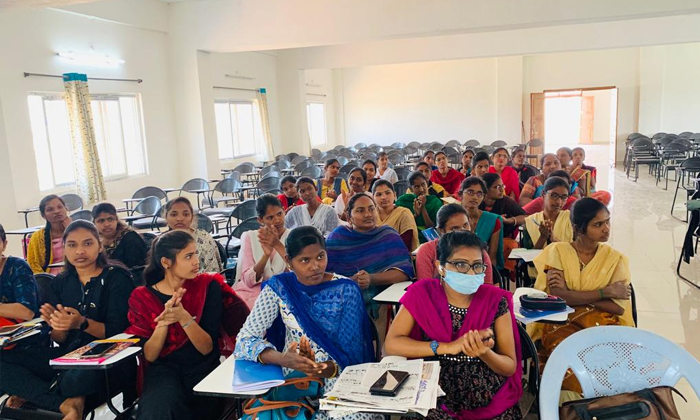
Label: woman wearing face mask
xmin=373 ymin=180 xmax=419 ymax=252
xmin=431 ymin=152 xmax=465 ymax=196
xmin=285 ymin=177 xmax=340 ymax=236
xmin=27 ymin=195 xmax=72 ymax=274
xmin=459 ymin=177 xmax=504 ymax=270
xmin=234 ymin=195 xmax=289 ymax=310
xmin=1 ymin=221 xmax=134 ymax=420
xmin=235 ymin=226 xmax=376 ymax=420
xmin=488 ymin=147 xmax=520 ymax=202
xmin=127 ymin=230 xmax=249 ymax=420
xmin=277 ymin=176 xmax=306 ymax=213
xmin=92 ymin=202 xmax=147 ymax=269
xmin=165 ymin=197 xmax=223 ymax=273
xmin=326 ymin=194 xmax=414 ymax=342
xmin=471 ymin=152 xmax=492 ymax=178
xmin=385 ymin=231 xmax=522 ymax=420
xmin=460 ymin=150 xmax=475 ymax=176
xmin=523 ymin=177 xmax=574 ymax=250
xmin=335 ymin=168 xmax=371 ymax=221
xmin=396 ymin=171 xmax=444 ymax=243
xmin=318 ymin=159 xmax=348 ymax=204
xmin=362 ymin=160 xmax=378 ymax=192
xmin=528 ymin=198 xmax=633 ymax=397
xmin=0 ymin=224 xmax=39 ymax=322
xmin=414 ymin=204 xmax=493 ymax=284
xmin=519 ymin=153 xmax=562 ymax=207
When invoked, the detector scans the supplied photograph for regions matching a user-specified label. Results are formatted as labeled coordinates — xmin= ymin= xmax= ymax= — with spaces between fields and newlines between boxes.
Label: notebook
xmin=232 ymin=359 xmax=285 ymax=392
xmin=50 ymin=339 xmax=138 ymax=365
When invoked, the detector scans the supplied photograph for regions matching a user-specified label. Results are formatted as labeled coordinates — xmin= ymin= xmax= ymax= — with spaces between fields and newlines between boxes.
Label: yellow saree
xmin=524 ymin=210 xmax=573 ymax=247
xmin=378 ymin=206 xmax=419 ymax=251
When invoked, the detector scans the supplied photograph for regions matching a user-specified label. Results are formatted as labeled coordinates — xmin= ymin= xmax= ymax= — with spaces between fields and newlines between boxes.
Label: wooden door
xmin=579 ymin=96 xmax=594 ymax=144
xmin=530 ymin=92 xmax=545 ymax=156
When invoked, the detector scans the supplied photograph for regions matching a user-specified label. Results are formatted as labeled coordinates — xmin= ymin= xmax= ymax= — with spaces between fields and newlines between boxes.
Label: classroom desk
xmin=373 ymin=281 xmax=412 ymax=305
xmin=5 ymin=225 xmax=41 ymax=256
xmin=17 ymin=207 xmax=39 ymax=228
xmin=120 ymin=198 xmax=143 ymax=213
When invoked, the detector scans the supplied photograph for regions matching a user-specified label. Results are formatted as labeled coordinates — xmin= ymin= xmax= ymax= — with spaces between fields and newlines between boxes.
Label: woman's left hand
xmin=546 ymin=269 xmax=567 ymax=291
xmin=49 ymin=305 xmax=84 ymax=331
xmin=326 ymin=189 xmax=338 ymax=199
xmin=461 ymin=329 xmax=493 ymax=358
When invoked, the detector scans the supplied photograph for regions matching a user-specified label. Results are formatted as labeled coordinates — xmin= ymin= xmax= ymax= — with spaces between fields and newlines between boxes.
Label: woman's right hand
xmin=413 ymin=195 xmax=426 ymax=215
xmin=39 ymin=303 xmax=57 ymax=324
xmin=603 ymin=282 xmax=631 ymax=300
xmin=258 ymin=226 xmax=279 ymax=256
xmin=538 ymin=219 xmax=553 ymax=238
xmin=351 ymin=270 xmax=371 ymax=289
xmin=282 ymin=341 xmax=327 ymax=376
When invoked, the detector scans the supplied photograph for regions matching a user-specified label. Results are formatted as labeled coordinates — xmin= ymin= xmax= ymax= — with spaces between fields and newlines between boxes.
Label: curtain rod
xmin=307 ymin=93 xmax=327 ymax=97
xmin=213 ymin=85 xmax=260 ymax=93
xmin=24 ymin=72 xmax=143 ymax=83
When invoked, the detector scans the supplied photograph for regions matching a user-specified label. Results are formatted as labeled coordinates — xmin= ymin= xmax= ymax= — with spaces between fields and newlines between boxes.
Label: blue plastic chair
xmin=539 ymin=326 xmax=700 ymax=419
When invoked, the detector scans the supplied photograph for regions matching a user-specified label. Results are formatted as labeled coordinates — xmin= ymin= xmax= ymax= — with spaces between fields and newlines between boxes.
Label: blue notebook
xmin=232 ymin=359 xmax=285 ymax=392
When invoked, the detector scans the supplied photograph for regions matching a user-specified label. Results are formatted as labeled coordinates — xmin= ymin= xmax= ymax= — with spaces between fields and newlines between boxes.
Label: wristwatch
xmin=79 ymin=318 xmax=89 ymax=331
xmin=430 ymin=340 xmax=440 ymax=356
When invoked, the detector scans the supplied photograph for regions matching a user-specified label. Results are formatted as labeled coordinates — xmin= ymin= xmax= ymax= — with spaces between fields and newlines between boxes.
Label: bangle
xmin=598 ymin=289 xmax=605 ymax=299
xmin=331 ymin=362 xmax=339 ymax=378
xmin=181 ymin=316 xmax=196 ymax=329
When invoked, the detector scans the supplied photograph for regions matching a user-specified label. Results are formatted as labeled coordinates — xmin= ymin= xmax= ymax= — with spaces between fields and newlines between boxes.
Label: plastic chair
xmin=197 ymin=213 xmax=214 ymax=233
xmin=294 ymin=160 xmax=313 ymax=174
xmin=70 ymin=209 xmax=93 ymax=222
xmin=539 ymin=326 xmax=700 ymax=420
xmin=395 ymin=167 xmax=411 ymax=181
xmin=124 ymin=196 xmax=162 ymax=230
xmin=339 ymin=164 xmax=358 ymax=176
xmin=132 ymin=186 xmax=167 ymax=202
xmin=260 ymin=165 xmax=280 ymax=177
xmin=300 ymin=166 xmax=323 ymax=179
xmin=222 ymin=217 xmax=261 ymax=259
xmin=491 ymin=140 xmax=508 ymax=147
xmin=464 ymin=139 xmax=481 ymax=148
xmin=60 ymin=193 xmax=83 ymax=212
xmin=231 ymin=199 xmax=257 ymax=224
xmin=291 ymin=155 xmax=308 ymax=165
xmin=671 ymin=157 xmax=700 ymax=218
xmin=35 ymin=273 xmax=56 ymax=305
xmin=203 ymin=178 xmax=243 ymax=213
xmin=393 ymin=180 xmax=409 ymax=194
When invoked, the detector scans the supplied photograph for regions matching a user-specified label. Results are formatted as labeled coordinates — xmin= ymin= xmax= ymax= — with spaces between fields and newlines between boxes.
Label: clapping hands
xmin=154 ymin=288 xmax=190 ymax=328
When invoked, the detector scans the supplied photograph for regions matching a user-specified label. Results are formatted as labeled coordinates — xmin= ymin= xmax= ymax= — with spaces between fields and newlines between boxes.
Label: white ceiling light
xmin=225 ymin=73 xmax=255 ymax=81
xmin=57 ymin=51 xmax=125 ymax=67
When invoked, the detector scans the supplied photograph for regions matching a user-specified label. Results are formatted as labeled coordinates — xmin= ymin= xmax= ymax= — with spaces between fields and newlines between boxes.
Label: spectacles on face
xmin=464 ymin=189 xmax=484 ymax=198
xmin=446 ymin=260 xmax=487 ymax=274
xmin=547 ymin=192 xmax=569 ymax=202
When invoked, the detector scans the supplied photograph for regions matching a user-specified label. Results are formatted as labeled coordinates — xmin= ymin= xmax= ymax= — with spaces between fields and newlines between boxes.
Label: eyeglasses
xmin=547 ymin=192 xmax=569 ymax=201
xmin=446 ymin=260 xmax=487 ymax=274
xmin=463 ymin=190 xmax=485 ymax=198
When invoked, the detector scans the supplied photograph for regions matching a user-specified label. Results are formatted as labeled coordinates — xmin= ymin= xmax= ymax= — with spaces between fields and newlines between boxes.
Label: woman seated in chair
xmin=317 ymin=158 xmax=348 ymax=204
xmin=412 ymin=162 xmax=448 ymax=197
xmin=460 ymin=149 xmax=475 ymax=176
xmin=385 ymin=231 xmax=522 ymax=420
xmin=92 ymin=202 xmax=147 ymax=269
xmin=521 ymin=170 xmax=579 ymax=215
xmin=376 ymin=152 xmax=399 ymax=184
xmin=489 ymin=147 xmax=521 ymax=202
xmin=528 ymin=198 xmax=633 ymax=397
xmin=1 ymin=221 xmax=134 ymax=420
xmin=235 ymin=226 xmax=375 ymax=420
xmin=510 ymin=148 xmax=535 ymax=186
xmin=234 ymin=194 xmax=289 ymax=310
xmin=165 ymin=197 xmax=223 ymax=273
xmin=459 ymin=177 xmax=504 ymax=270
xmin=523 ymin=177 xmax=574 ymax=250
xmin=362 ymin=159 xmax=379 ymax=192
xmin=326 ymin=194 xmax=414 ymax=342
xmin=569 ymin=147 xmax=611 ymax=205
xmin=396 ymin=171 xmax=444 ymax=243
xmin=0 ymin=224 xmax=39 ymax=321
xmin=519 ymin=153 xmax=562 ymax=206
xmin=27 ymin=194 xmax=72 ymax=274
xmin=415 ymin=204 xmax=493 ymax=284
xmin=431 ymin=151 xmax=465 ymax=196
xmin=127 ymin=230 xmax=249 ymax=420
xmin=422 ymin=150 xmax=438 ymax=171
xmin=335 ymin=168 xmax=371 ymax=221
xmin=277 ymin=175 xmax=305 ymax=213
xmin=373 ymin=180 xmax=419 ymax=251
xmin=285 ymin=177 xmax=340 ymax=236
xmin=471 ymin=152 xmax=492 ymax=178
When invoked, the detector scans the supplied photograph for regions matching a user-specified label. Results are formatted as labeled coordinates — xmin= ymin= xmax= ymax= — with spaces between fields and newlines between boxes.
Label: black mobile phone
xmin=369 ymin=370 xmax=410 ymax=396
xmin=81 ymin=343 xmax=116 ymax=359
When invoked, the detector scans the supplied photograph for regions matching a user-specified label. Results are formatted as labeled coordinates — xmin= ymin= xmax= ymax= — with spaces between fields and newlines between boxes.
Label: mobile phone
xmin=369 ymin=370 xmax=410 ymax=397
xmin=422 ymin=227 xmax=440 ymax=242
xmin=81 ymin=343 xmax=117 ymax=359
xmin=0 ymin=325 xmax=23 ymax=336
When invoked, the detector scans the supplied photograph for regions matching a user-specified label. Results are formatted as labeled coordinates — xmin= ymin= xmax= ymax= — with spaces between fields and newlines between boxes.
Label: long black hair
xmin=61 ymin=220 xmax=110 ymax=275
xmin=143 ymin=230 xmax=195 ymax=286
xmin=39 ymin=194 xmax=66 ymax=271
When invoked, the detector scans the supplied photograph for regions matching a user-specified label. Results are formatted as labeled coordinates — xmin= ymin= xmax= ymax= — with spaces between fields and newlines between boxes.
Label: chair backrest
xmin=225 ymin=171 xmax=241 ymax=182
xmin=260 ymin=165 xmax=280 ymax=177
xmin=628 ymin=132 xmax=645 ymax=140
xmin=338 ymin=150 xmax=356 ymax=159
xmin=214 ymin=178 xmax=242 ymax=194
xmin=407 ymin=141 xmax=421 ymax=149
xmin=34 ymin=273 xmax=56 ymax=304
xmin=679 ymin=131 xmax=694 ymax=138
xmin=133 ymin=196 xmax=162 ymax=216
xmin=393 ymin=180 xmax=409 ymax=194
xmin=275 ymin=154 xmax=289 ymax=162
xmin=196 ymin=213 xmax=214 ymax=233
xmin=277 ymin=160 xmax=292 ymax=170
xmin=338 ymin=164 xmax=357 ymax=176
xmin=311 ymin=148 xmax=322 ymax=158
xmin=527 ymin=138 xmax=543 ymax=148
xmin=539 ymin=326 xmax=700 ymax=420
xmin=291 ymin=155 xmax=308 ymax=165
xmin=231 ymin=217 xmax=261 ymax=239
xmin=132 ymin=186 xmax=168 ymax=202
xmin=61 ymin=193 xmax=83 ymax=212
xmin=491 ymin=140 xmax=508 ymax=147
xmin=445 ymin=140 xmax=461 ymax=148
xmin=70 ymin=209 xmax=93 ymax=222
xmin=394 ymin=167 xmax=411 ymax=181
xmin=231 ymin=199 xmax=257 ymax=221
xmin=300 ymin=166 xmax=323 ymax=179
xmin=680 ymin=156 xmax=700 ymax=170
xmin=388 ymin=153 xmax=405 ymax=165
xmin=354 ymin=142 xmax=368 ymax=149
xmin=140 ymin=232 xmax=158 ymax=251
xmin=390 ymin=142 xmax=406 ymax=149
xmin=261 ymin=171 xmax=281 ymax=181
xmin=447 ymin=153 xmax=462 ymax=165
xmin=294 ymin=160 xmax=313 ymax=173
xmin=181 ymin=178 xmax=209 ymax=192
xmin=257 ymin=177 xmax=280 ymax=192
xmin=232 ymin=163 xmax=256 ymax=174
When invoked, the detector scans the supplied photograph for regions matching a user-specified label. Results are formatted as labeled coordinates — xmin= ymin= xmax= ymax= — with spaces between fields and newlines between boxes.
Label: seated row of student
xmin=459 ymin=177 xmax=505 ymax=270
xmin=0 ymin=223 xmax=39 ymax=321
xmin=528 ymin=198 xmax=633 ymax=398
xmin=373 ymin=180 xmax=419 ymax=251
xmin=413 ymin=161 xmax=448 ymax=197
xmin=164 ymin=197 xmax=223 ymax=273
xmin=285 ymin=177 xmax=340 ymax=236
xmin=459 ymin=149 xmax=474 ymax=176
xmin=362 ymin=159 xmax=378 ymax=192
xmin=1 ymin=221 xmax=134 ymax=420
xmin=326 ymin=194 xmax=414 ymax=341
xmin=385 ymin=231 xmax=523 ymax=420
xmin=91 ymin=202 xmax=147 ymax=269
xmin=126 ymin=230 xmax=249 ymax=420
xmin=28 ymin=194 xmax=71 ymax=274
xmin=334 ymin=167 xmax=372 ymax=221
xmin=489 ymin=147 xmax=521 ymax=202
xmin=431 ymin=151 xmax=465 ymax=196
xmin=376 ymin=152 xmax=399 ymax=184
xmin=415 ymin=204 xmax=494 ymax=285
xmin=318 ymin=158 xmax=348 ymax=204
xmin=235 ymin=226 xmax=376 ymax=420
xmin=397 ymin=171 xmax=443 ymax=243
xmin=523 ymin=177 xmax=574 ymax=250
xmin=234 ymin=194 xmax=289 ymax=310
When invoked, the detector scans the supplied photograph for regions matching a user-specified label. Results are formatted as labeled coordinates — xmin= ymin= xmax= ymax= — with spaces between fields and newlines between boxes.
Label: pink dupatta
xmin=400 ymin=279 xmax=522 ymax=420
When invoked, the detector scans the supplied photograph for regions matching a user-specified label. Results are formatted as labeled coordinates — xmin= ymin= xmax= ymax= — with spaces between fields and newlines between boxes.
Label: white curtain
xmin=257 ymin=88 xmax=275 ymax=161
xmin=63 ymin=73 xmax=107 ymax=203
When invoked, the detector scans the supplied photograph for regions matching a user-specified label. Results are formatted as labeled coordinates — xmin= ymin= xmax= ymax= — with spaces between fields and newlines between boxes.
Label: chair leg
xmin=671 ymin=174 xmax=682 ymax=215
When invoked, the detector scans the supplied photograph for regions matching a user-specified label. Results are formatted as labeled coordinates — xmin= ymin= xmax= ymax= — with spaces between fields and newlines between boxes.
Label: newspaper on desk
xmin=320 ymin=358 xmax=442 ymax=417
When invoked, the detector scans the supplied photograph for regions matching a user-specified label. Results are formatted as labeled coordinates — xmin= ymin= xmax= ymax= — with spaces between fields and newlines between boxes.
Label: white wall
xmin=582 ymin=90 xmax=613 ymax=144
xmin=654 ymin=43 xmax=700 ymax=133
xmin=0 ymin=6 xmax=177 ymax=230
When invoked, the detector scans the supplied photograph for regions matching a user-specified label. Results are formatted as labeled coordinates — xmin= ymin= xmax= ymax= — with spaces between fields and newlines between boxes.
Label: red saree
xmin=431 ymin=168 xmax=465 ymax=196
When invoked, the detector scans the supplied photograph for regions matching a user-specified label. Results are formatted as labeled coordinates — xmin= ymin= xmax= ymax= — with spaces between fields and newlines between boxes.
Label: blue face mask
xmin=442 ymin=269 xmax=485 ymax=295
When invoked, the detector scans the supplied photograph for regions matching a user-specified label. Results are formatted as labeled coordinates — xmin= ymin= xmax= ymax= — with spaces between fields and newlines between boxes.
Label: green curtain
xmin=63 ymin=73 xmax=107 ymax=203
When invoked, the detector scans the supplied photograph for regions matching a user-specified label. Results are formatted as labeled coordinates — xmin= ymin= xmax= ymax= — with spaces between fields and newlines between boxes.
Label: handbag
xmin=560 ymin=386 xmax=686 ymax=420
xmin=242 ymin=374 xmax=323 ymax=420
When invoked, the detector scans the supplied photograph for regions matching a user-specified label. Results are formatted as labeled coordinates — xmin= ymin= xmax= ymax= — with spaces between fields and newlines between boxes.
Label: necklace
xmin=572 ymin=243 xmax=597 ymax=271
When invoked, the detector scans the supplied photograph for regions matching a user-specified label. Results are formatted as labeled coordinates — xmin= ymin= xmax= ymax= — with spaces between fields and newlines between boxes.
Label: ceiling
xmin=0 ymin=0 xmax=102 ymax=9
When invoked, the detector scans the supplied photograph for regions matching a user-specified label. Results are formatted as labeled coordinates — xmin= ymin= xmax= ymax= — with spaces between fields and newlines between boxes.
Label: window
xmin=306 ymin=102 xmax=327 ymax=146
xmin=214 ymin=101 xmax=263 ymax=160
xmin=27 ymin=93 xmax=148 ymax=190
